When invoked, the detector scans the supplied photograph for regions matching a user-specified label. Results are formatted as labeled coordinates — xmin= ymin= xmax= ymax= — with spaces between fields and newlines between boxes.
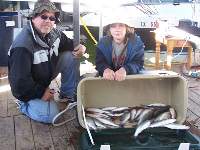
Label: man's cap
xmin=29 ymin=0 xmax=60 ymax=18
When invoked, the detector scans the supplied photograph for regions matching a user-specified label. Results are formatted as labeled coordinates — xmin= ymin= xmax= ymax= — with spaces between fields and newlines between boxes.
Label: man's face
xmin=32 ymin=11 xmax=56 ymax=36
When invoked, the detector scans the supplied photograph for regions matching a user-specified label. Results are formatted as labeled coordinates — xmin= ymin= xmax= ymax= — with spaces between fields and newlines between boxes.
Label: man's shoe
xmin=14 ymin=99 xmax=21 ymax=108
xmin=56 ymin=94 xmax=77 ymax=103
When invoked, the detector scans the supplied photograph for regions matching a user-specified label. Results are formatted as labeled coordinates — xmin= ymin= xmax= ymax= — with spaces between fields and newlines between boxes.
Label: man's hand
xmin=115 ymin=67 xmax=126 ymax=81
xmin=41 ymin=88 xmax=55 ymax=101
xmin=72 ymin=44 xmax=86 ymax=58
xmin=103 ymin=68 xmax=115 ymax=80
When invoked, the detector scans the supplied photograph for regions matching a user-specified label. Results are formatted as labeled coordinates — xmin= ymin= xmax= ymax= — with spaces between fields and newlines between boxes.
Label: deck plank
xmin=7 ymin=98 xmax=21 ymax=117
xmin=0 ymin=117 xmax=15 ymax=150
xmin=31 ymin=120 xmax=55 ymax=150
xmin=64 ymin=108 xmax=82 ymax=150
xmin=14 ymin=115 xmax=35 ymax=150
xmin=0 ymin=96 xmax=8 ymax=117
xmin=189 ymin=90 xmax=200 ymax=106
xmin=50 ymin=125 xmax=69 ymax=150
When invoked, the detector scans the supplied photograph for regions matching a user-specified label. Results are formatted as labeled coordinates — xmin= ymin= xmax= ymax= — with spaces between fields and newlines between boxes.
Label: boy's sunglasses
xmin=40 ymin=15 xmax=56 ymax=21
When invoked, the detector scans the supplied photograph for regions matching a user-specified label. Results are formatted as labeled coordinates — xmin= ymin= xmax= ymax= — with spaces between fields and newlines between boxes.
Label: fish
xmin=130 ymin=109 xmax=137 ymax=121
xmin=94 ymin=119 xmax=107 ymax=129
xmin=120 ymin=111 xmax=131 ymax=125
xmin=164 ymin=123 xmax=190 ymax=130
xmin=150 ymin=119 xmax=176 ymax=128
xmin=86 ymin=117 xmax=97 ymax=130
xmin=152 ymin=105 xmax=171 ymax=118
xmin=147 ymin=103 xmax=167 ymax=107
xmin=102 ymin=107 xmax=117 ymax=111
xmin=111 ymin=112 xmax=124 ymax=117
xmin=169 ymin=107 xmax=176 ymax=119
xmin=96 ymin=117 xmax=119 ymax=127
xmin=86 ymin=108 xmax=109 ymax=114
xmin=137 ymin=109 xmax=154 ymax=125
xmin=154 ymin=111 xmax=171 ymax=121
xmin=112 ymin=107 xmax=130 ymax=112
xmin=86 ymin=113 xmax=110 ymax=119
xmin=135 ymin=108 xmax=144 ymax=120
xmin=134 ymin=120 xmax=151 ymax=137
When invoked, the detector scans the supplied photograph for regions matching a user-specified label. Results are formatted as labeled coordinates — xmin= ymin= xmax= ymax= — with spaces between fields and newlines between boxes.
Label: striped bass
xmin=169 ymin=107 xmax=176 ymax=119
xmin=112 ymin=107 xmax=129 ymax=112
xmin=94 ymin=119 xmax=107 ymax=129
xmin=86 ymin=108 xmax=110 ymax=114
xmin=96 ymin=117 xmax=119 ymax=127
xmin=102 ymin=107 xmax=117 ymax=111
xmin=86 ymin=113 xmax=110 ymax=119
xmin=154 ymin=111 xmax=171 ymax=121
xmin=164 ymin=123 xmax=190 ymax=130
xmin=120 ymin=111 xmax=131 ymax=125
xmin=130 ymin=109 xmax=137 ymax=121
xmin=150 ymin=119 xmax=176 ymax=128
xmin=134 ymin=120 xmax=151 ymax=137
xmin=86 ymin=117 xmax=97 ymax=130
xmin=147 ymin=103 xmax=167 ymax=107
xmin=137 ymin=109 xmax=154 ymax=125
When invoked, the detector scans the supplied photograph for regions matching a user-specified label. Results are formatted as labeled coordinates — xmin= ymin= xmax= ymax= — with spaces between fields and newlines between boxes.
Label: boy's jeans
xmin=17 ymin=51 xmax=79 ymax=123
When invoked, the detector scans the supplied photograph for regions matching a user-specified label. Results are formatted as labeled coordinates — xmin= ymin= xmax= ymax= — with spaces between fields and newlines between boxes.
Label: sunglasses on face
xmin=40 ymin=15 xmax=56 ymax=21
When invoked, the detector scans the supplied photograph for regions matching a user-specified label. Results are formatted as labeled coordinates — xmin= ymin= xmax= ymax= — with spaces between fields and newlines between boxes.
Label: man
xmin=8 ymin=0 xmax=86 ymax=123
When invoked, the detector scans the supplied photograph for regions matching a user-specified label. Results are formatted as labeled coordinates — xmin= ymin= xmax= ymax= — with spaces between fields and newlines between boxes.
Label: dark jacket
xmin=95 ymin=34 xmax=144 ymax=76
xmin=8 ymin=21 xmax=74 ymax=102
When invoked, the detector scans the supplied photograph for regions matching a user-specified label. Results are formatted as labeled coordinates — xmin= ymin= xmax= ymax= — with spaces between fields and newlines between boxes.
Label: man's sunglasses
xmin=40 ymin=15 xmax=56 ymax=21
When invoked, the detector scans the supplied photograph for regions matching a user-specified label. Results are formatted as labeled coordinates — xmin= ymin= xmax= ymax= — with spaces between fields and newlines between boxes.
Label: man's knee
xmin=59 ymin=51 xmax=74 ymax=64
xmin=23 ymin=99 xmax=59 ymax=124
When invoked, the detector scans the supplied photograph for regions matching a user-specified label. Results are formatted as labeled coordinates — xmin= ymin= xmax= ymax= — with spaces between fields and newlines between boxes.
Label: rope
xmin=52 ymin=102 xmax=77 ymax=126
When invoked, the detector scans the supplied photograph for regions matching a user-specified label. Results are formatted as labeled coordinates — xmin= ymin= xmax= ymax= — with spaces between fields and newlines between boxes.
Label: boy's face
xmin=110 ymin=23 xmax=126 ymax=44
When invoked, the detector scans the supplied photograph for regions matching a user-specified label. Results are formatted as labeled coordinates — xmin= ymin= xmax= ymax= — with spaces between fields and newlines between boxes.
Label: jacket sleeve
xmin=95 ymin=47 xmax=112 ymax=76
xmin=8 ymin=48 xmax=46 ymax=102
xmin=123 ymin=42 xmax=144 ymax=74
xmin=58 ymin=32 xmax=74 ymax=52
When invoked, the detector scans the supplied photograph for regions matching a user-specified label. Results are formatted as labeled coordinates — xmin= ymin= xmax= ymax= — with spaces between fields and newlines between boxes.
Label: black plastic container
xmin=79 ymin=128 xmax=200 ymax=150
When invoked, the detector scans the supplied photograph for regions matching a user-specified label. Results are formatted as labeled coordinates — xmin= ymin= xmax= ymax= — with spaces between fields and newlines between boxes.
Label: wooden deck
xmin=0 ymin=67 xmax=199 ymax=150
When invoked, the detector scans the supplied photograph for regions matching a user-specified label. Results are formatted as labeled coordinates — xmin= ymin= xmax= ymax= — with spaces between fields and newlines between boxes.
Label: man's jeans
xmin=17 ymin=99 xmax=59 ymax=123
xmin=17 ymin=51 xmax=79 ymax=123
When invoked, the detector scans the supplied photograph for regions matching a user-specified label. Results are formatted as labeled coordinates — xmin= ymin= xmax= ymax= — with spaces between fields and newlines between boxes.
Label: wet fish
xmin=150 ymin=119 xmax=176 ymax=128
xmin=112 ymin=107 xmax=130 ymax=112
xmin=120 ymin=111 xmax=131 ymax=125
xmin=130 ymin=109 xmax=137 ymax=121
xmin=137 ymin=109 xmax=154 ymax=125
xmin=86 ymin=117 xmax=97 ymax=130
xmin=111 ymin=112 xmax=124 ymax=117
xmin=147 ymin=103 xmax=167 ymax=107
xmin=96 ymin=117 xmax=119 ymax=127
xmin=86 ymin=108 xmax=109 ymax=114
xmin=152 ymin=105 xmax=170 ymax=118
xmin=154 ymin=111 xmax=171 ymax=121
xmin=164 ymin=123 xmax=190 ymax=130
xmin=102 ymin=107 xmax=117 ymax=111
xmin=135 ymin=108 xmax=144 ymax=120
xmin=94 ymin=119 xmax=107 ymax=129
xmin=169 ymin=107 xmax=176 ymax=119
xmin=86 ymin=113 xmax=110 ymax=119
xmin=134 ymin=120 xmax=151 ymax=137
